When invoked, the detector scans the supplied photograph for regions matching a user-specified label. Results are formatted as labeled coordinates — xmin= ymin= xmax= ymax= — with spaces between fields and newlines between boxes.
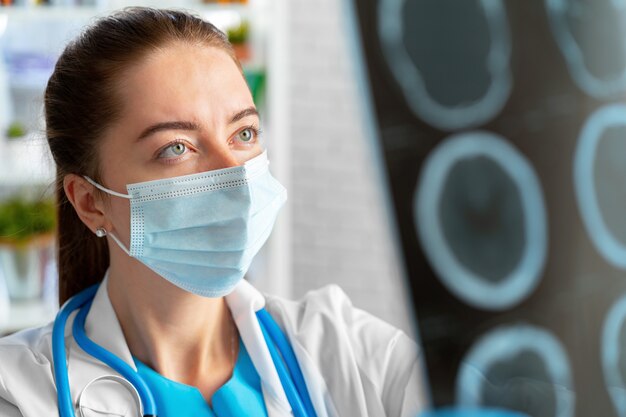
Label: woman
xmin=0 ymin=8 xmax=426 ymax=417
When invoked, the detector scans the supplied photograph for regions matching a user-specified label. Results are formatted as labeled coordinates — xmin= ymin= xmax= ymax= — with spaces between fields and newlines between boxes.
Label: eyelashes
xmin=234 ymin=125 xmax=263 ymax=144
xmin=153 ymin=125 xmax=263 ymax=163
xmin=155 ymin=139 xmax=195 ymax=160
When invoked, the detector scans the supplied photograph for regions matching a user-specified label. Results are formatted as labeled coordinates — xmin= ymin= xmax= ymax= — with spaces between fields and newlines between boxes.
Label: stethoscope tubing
xmin=257 ymin=309 xmax=317 ymax=417
xmin=72 ymin=298 xmax=157 ymax=416
xmin=258 ymin=314 xmax=308 ymax=417
xmin=52 ymin=284 xmax=99 ymax=417
xmin=53 ymin=284 xmax=156 ymax=417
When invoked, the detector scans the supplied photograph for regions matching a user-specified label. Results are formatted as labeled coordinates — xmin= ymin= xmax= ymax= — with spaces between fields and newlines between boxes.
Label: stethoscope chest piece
xmin=76 ymin=374 xmax=143 ymax=417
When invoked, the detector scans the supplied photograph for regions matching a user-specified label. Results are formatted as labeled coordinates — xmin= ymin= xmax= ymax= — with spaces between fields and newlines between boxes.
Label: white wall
xmin=286 ymin=0 xmax=415 ymax=334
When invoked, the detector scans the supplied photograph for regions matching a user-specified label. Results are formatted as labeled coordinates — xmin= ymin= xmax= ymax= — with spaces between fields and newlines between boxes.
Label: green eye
xmin=238 ymin=129 xmax=253 ymax=142
xmin=171 ymin=143 xmax=186 ymax=155
xmin=158 ymin=141 xmax=189 ymax=159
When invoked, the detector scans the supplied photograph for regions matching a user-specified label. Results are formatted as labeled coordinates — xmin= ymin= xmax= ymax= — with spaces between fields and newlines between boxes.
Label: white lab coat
xmin=0 ymin=277 xmax=427 ymax=417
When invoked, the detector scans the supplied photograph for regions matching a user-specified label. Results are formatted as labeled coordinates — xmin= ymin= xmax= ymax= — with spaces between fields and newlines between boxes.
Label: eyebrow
xmin=137 ymin=107 xmax=260 ymax=141
xmin=137 ymin=121 xmax=199 ymax=140
xmin=230 ymin=107 xmax=259 ymax=124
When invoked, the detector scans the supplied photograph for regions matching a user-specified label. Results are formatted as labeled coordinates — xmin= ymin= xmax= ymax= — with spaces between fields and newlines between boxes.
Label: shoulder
xmin=265 ymin=285 xmax=427 ymax=416
xmin=265 ymin=283 xmax=362 ymax=323
xmin=0 ymin=321 xmax=55 ymax=366
xmin=265 ymin=284 xmax=415 ymax=357
xmin=0 ymin=322 xmax=57 ymax=413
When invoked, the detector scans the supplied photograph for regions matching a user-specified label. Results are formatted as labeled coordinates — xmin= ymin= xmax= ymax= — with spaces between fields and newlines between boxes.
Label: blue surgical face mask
xmin=85 ymin=151 xmax=287 ymax=297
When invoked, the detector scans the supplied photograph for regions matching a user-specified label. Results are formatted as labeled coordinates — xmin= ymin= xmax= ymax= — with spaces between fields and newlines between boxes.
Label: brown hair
xmin=45 ymin=7 xmax=240 ymax=305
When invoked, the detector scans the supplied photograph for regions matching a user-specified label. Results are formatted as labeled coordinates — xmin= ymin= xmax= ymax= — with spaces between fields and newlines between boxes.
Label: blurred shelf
xmin=0 ymin=5 xmax=100 ymax=19
xmin=0 ymin=134 xmax=56 ymax=188
xmin=0 ymin=298 xmax=56 ymax=336
xmin=0 ymin=2 xmax=266 ymax=19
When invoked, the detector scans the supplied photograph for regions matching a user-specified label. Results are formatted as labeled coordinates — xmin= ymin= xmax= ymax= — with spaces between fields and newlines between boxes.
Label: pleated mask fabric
xmin=85 ymin=151 xmax=287 ymax=297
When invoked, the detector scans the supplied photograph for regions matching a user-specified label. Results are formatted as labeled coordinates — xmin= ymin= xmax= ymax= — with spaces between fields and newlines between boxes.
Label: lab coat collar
xmin=66 ymin=273 xmax=141 ymax=416
xmin=74 ymin=275 xmax=292 ymax=415
xmin=81 ymin=272 xmax=136 ymax=369
xmin=226 ymin=280 xmax=292 ymax=413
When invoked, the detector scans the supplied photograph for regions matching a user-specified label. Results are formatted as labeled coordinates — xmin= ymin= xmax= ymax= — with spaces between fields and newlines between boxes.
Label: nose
xmin=203 ymin=146 xmax=240 ymax=171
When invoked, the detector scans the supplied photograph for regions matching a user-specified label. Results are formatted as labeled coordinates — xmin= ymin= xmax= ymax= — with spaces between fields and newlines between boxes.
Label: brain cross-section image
xmin=378 ymin=0 xmax=512 ymax=130
xmin=457 ymin=325 xmax=574 ymax=417
xmin=547 ymin=0 xmax=626 ymax=99
xmin=603 ymin=294 xmax=626 ymax=417
xmin=415 ymin=131 xmax=547 ymax=311
xmin=574 ymin=105 xmax=626 ymax=269
xmin=349 ymin=0 xmax=626 ymax=416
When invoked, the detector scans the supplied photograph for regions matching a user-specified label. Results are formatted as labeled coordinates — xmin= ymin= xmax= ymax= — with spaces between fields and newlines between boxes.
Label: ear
xmin=63 ymin=174 xmax=112 ymax=235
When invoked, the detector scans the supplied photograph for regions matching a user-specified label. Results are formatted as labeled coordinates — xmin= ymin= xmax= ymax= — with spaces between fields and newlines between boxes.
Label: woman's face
xmin=96 ymin=43 xmax=261 ymax=246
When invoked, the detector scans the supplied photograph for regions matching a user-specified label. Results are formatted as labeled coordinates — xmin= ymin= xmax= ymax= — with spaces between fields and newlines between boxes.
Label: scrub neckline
xmin=132 ymin=335 xmax=244 ymax=398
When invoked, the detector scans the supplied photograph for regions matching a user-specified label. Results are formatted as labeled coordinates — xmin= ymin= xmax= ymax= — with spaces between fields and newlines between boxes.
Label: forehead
xmin=115 ymin=43 xmax=251 ymax=122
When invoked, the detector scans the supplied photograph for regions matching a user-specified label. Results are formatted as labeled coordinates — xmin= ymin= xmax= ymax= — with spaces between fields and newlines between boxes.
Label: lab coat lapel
xmin=82 ymin=274 xmax=135 ymax=367
xmin=287 ymin=339 xmax=338 ymax=417
xmin=66 ymin=275 xmax=140 ymax=416
xmin=226 ymin=280 xmax=293 ymax=416
xmin=263 ymin=302 xmax=338 ymax=417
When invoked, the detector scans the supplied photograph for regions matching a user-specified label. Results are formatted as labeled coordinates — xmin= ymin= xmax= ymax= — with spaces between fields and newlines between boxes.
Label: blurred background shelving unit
xmin=0 ymin=0 xmax=290 ymax=335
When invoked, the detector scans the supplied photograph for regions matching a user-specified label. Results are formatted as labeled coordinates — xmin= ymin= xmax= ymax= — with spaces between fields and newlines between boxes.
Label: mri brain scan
xmin=547 ymin=0 xmax=626 ymax=99
xmin=574 ymin=104 xmax=626 ymax=269
xmin=415 ymin=131 xmax=547 ymax=310
xmin=457 ymin=325 xmax=574 ymax=417
xmin=378 ymin=0 xmax=512 ymax=130
xmin=603 ymin=294 xmax=626 ymax=417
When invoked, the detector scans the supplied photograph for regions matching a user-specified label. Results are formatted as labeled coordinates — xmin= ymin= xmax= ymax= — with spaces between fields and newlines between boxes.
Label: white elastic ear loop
xmin=83 ymin=176 xmax=132 ymax=199
xmin=107 ymin=231 xmax=131 ymax=256
xmin=84 ymin=176 xmax=132 ymax=256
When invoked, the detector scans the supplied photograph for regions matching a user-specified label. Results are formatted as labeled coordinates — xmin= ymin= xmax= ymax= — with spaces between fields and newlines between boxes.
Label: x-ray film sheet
xmin=346 ymin=1 xmax=626 ymax=416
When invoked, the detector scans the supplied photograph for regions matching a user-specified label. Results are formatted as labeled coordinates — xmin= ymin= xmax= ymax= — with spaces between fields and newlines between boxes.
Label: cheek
xmin=231 ymin=146 xmax=264 ymax=165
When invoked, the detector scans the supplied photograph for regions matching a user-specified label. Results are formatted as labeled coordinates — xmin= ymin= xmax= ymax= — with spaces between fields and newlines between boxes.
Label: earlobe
xmin=63 ymin=174 xmax=109 ymax=235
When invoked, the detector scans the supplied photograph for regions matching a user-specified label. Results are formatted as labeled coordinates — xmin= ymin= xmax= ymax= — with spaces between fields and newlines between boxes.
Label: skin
xmin=63 ymin=42 xmax=263 ymax=404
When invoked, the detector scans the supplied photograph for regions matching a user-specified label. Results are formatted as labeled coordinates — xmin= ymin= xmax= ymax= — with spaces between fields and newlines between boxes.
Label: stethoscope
xmin=52 ymin=284 xmax=318 ymax=417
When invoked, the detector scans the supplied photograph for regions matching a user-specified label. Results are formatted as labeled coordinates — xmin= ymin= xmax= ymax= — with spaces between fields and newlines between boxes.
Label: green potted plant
xmin=0 ymin=198 xmax=56 ymax=300
xmin=227 ymin=20 xmax=251 ymax=63
xmin=5 ymin=121 xmax=27 ymax=140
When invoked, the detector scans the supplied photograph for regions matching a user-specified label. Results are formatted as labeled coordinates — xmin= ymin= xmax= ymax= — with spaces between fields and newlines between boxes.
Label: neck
xmin=106 ymin=255 xmax=238 ymax=402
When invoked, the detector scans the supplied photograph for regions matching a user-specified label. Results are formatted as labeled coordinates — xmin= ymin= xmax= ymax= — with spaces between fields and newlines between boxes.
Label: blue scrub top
xmin=133 ymin=338 xmax=268 ymax=417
